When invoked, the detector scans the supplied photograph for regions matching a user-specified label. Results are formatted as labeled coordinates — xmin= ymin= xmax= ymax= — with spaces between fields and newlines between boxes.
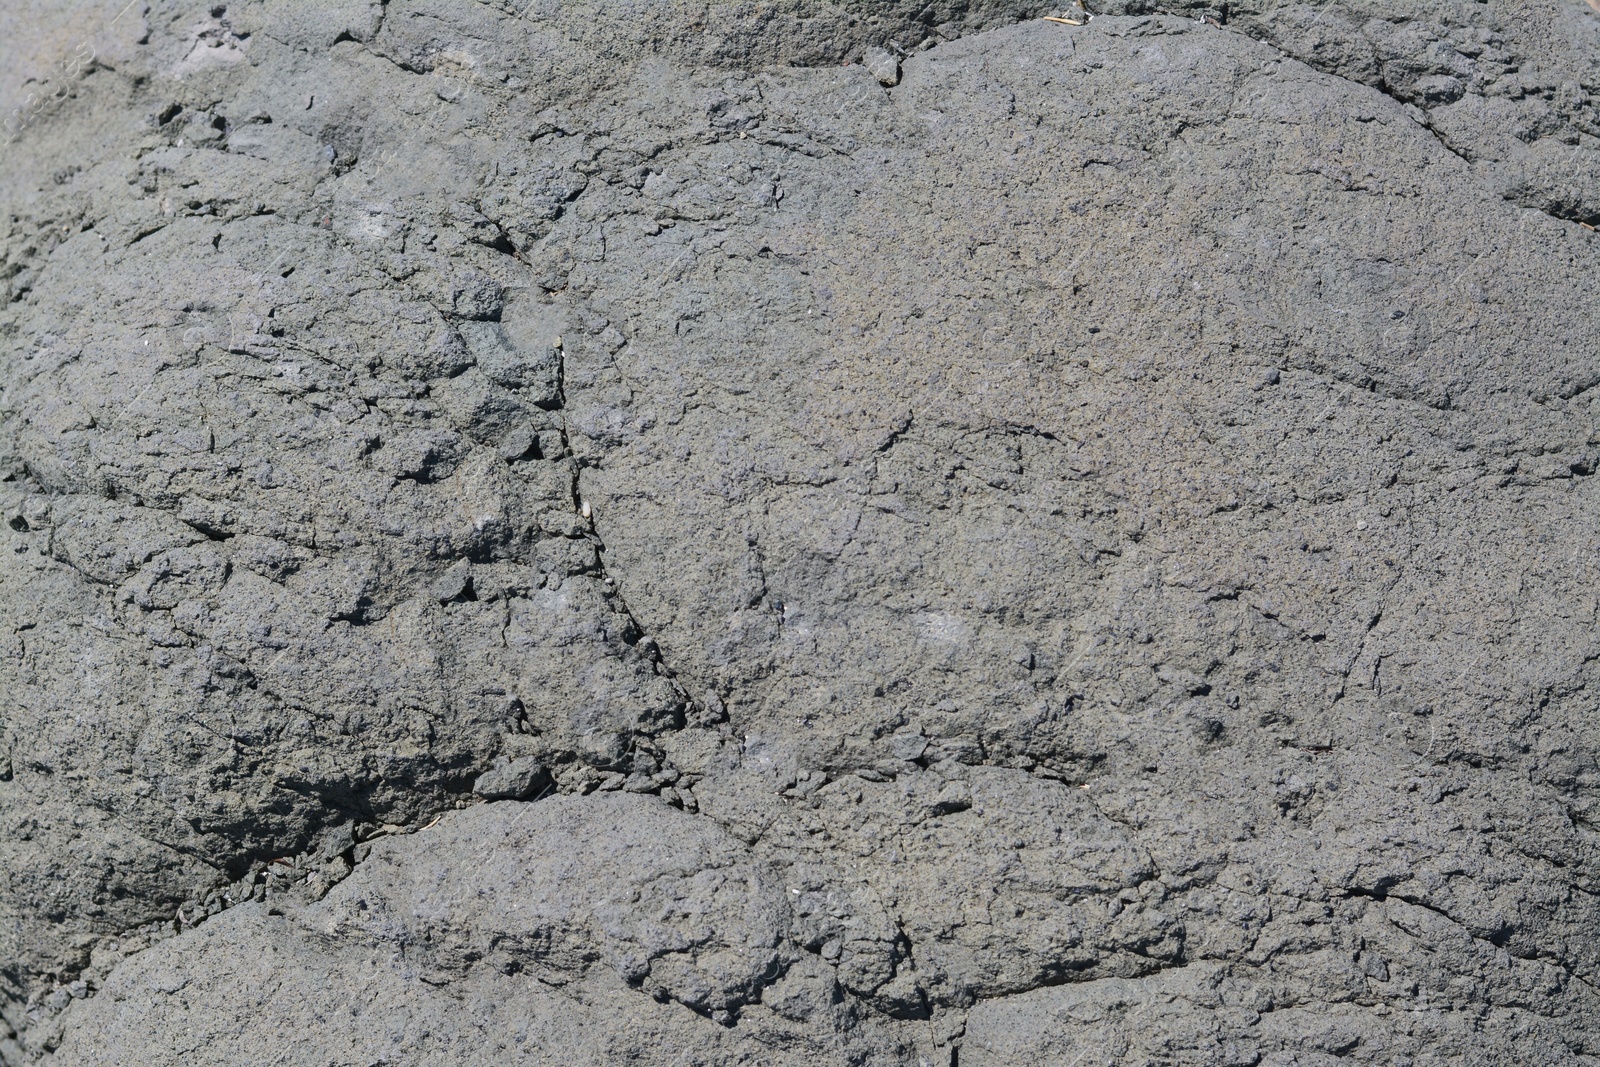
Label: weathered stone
xmin=2 ymin=1 xmax=1599 ymax=1064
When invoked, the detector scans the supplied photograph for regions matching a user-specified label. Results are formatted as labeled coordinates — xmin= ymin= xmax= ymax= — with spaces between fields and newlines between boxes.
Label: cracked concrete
xmin=2 ymin=1 xmax=1599 ymax=1064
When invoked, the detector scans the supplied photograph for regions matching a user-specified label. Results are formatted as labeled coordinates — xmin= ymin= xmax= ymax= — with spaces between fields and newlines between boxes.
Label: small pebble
xmin=864 ymin=47 xmax=901 ymax=87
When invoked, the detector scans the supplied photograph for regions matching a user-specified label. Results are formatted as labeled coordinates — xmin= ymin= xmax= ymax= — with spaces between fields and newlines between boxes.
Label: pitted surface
xmin=2 ymin=2 xmax=1599 ymax=1065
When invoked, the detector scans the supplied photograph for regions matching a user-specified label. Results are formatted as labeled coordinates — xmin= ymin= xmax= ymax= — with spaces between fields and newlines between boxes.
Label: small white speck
xmin=1356 ymin=520 xmax=1369 ymax=531
xmin=580 ymin=500 xmax=591 ymax=519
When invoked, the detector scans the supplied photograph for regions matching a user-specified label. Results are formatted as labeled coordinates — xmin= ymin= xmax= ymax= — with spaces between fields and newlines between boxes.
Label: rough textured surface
xmin=48 ymin=797 xmax=913 ymax=1066
xmin=2 ymin=1 xmax=1599 ymax=1064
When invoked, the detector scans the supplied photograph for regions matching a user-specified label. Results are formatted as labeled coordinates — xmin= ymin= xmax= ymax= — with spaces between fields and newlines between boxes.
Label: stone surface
xmin=2 ymin=1 xmax=1599 ymax=1065
xmin=48 ymin=797 xmax=905 ymax=1066
xmin=471 ymin=754 xmax=548 ymax=799
xmin=864 ymin=46 xmax=902 ymax=87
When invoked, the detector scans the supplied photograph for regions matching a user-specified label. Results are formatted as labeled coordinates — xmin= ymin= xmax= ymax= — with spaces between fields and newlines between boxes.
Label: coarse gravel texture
xmin=2 ymin=1 xmax=1599 ymax=1064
